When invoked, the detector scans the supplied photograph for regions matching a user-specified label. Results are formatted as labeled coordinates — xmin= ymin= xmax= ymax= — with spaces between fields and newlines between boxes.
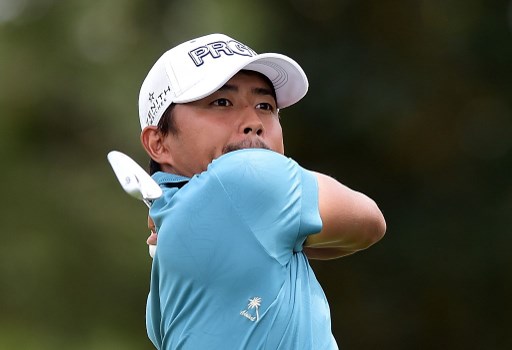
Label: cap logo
xmin=146 ymin=85 xmax=171 ymax=126
xmin=188 ymin=40 xmax=257 ymax=66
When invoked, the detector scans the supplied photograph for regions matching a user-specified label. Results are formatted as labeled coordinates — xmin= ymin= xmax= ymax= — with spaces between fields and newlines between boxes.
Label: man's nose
xmin=240 ymin=108 xmax=264 ymax=136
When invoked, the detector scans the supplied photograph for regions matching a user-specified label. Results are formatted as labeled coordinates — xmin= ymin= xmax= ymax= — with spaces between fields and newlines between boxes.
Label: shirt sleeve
xmin=208 ymin=149 xmax=322 ymax=265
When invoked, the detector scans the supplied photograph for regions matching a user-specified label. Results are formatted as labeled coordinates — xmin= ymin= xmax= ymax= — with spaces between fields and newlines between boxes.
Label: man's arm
xmin=303 ymin=172 xmax=386 ymax=260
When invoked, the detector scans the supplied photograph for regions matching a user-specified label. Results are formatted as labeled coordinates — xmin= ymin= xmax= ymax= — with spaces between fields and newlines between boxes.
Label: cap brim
xmin=173 ymin=53 xmax=308 ymax=109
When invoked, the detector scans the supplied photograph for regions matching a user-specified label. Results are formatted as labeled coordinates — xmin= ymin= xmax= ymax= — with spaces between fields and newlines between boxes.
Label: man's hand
xmin=147 ymin=215 xmax=157 ymax=257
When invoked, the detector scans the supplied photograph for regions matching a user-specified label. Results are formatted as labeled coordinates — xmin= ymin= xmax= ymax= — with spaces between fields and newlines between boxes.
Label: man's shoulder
xmin=202 ymin=148 xmax=305 ymax=200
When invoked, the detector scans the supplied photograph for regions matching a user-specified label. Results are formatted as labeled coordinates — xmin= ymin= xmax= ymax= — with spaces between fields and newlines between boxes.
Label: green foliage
xmin=1 ymin=0 xmax=511 ymax=348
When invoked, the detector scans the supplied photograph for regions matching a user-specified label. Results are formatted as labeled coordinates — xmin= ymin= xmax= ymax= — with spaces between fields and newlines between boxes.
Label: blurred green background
xmin=1 ymin=0 xmax=511 ymax=349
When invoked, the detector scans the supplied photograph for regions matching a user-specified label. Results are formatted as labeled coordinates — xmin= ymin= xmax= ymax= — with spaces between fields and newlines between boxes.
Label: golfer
xmin=138 ymin=33 xmax=386 ymax=349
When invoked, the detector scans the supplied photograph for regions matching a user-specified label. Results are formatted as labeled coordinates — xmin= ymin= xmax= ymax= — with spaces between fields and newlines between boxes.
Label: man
xmin=138 ymin=33 xmax=386 ymax=349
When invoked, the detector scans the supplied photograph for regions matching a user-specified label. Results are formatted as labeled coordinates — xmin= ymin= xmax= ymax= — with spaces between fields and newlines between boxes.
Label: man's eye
xmin=256 ymin=103 xmax=275 ymax=111
xmin=212 ymin=98 xmax=232 ymax=107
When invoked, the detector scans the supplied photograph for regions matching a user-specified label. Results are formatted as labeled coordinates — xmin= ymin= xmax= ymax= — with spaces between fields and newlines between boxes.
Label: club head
xmin=107 ymin=151 xmax=162 ymax=204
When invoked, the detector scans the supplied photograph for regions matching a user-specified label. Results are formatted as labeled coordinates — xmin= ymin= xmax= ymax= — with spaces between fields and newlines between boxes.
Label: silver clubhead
xmin=107 ymin=150 xmax=162 ymax=207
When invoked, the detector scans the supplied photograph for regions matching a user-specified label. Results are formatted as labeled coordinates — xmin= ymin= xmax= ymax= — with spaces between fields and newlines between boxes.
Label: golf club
xmin=107 ymin=150 xmax=162 ymax=257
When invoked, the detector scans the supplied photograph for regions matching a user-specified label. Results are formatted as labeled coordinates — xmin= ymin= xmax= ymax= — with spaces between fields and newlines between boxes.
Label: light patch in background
xmin=73 ymin=0 xmax=138 ymax=63
xmin=458 ymin=97 xmax=512 ymax=160
xmin=160 ymin=0 xmax=225 ymax=40
xmin=159 ymin=0 xmax=282 ymax=46
xmin=0 ymin=0 xmax=55 ymax=24
xmin=0 ymin=0 xmax=28 ymax=23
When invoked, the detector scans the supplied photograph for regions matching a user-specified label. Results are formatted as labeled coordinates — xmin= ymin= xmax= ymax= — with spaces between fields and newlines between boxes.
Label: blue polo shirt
xmin=147 ymin=148 xmax=338 ymax=349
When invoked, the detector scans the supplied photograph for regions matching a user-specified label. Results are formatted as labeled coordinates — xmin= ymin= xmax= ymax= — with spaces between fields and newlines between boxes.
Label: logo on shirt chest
xmin=240 ymin=297 xmax=261 ymax=322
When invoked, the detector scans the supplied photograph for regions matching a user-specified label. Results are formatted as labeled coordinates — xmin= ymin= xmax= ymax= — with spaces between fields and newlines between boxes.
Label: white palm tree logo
xmin=247 ymin=297 xmax=261 ymax=321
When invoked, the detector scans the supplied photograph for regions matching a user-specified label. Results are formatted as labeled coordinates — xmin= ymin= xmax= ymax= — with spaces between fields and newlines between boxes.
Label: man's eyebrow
xmin=217 ymin=84 xmax=238 ymax=92
xmin=252 ymin=86 xmax=275 ymax=97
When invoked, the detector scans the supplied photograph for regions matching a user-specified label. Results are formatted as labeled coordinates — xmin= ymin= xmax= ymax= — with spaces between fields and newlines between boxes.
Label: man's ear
xmin=140 ymin=126 xmax=173 ymax=166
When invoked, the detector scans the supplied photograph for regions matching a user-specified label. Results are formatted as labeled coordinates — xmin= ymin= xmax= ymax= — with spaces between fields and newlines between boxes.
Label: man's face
xmin=161 ymin=71 xmax=284 ymax=177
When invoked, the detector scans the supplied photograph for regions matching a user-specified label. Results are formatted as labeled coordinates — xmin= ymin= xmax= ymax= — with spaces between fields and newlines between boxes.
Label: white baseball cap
xmin=138 ymin=33 xmax=309 ymax=130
